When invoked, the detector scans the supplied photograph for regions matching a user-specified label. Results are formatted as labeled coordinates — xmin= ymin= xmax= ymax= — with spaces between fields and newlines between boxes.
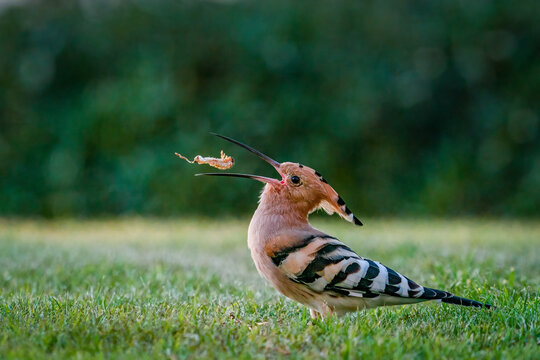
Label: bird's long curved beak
xmin=195 ymin=133 xmax=283 ymax=185
xmin=195 ymin=173 xmax=281 ymax=184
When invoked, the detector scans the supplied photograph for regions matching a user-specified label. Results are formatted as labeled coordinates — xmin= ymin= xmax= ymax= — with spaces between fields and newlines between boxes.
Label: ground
xmin=0 ymin=218 xmax=538 ymax=359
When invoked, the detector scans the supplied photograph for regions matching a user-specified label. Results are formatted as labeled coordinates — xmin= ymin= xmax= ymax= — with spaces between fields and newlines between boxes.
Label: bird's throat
xmin=250 ymin=184 xmax=312 ymax=238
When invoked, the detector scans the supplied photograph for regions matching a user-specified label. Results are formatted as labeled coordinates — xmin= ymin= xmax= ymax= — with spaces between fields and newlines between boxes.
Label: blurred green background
xmin=0 ymin=0 xmax=538 ymax=218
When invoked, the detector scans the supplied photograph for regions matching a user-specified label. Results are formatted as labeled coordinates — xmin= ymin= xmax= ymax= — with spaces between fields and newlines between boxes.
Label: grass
xmin=0 ymin=217 xmax=538 ymax=359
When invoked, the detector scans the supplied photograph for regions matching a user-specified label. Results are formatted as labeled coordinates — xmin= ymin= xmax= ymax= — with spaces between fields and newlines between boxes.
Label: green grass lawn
xmin=0 ymin=218 xmax=538 ymax=359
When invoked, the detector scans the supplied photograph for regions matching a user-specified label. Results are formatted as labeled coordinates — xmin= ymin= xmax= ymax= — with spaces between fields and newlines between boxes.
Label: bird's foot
xmin=310 ymin=305 xmax=333 ymax=320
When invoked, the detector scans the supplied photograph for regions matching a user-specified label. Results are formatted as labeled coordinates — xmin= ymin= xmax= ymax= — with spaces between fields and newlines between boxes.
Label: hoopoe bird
xmin=197 ymin=134 xmax=493 ymax=318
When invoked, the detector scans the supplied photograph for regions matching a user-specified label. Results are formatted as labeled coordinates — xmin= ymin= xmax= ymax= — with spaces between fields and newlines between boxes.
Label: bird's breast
xmin=247 ymin=217 xmax=326 ymax=309
xmin=249 ymin=242 xmax=321 ymax=307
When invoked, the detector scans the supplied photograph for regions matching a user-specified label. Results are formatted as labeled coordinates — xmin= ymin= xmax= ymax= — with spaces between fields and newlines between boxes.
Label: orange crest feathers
xmin=314 ymin=171 xmax=363 ymax=226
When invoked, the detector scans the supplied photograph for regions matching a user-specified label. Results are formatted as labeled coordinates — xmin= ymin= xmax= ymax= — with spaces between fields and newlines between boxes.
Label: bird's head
xmin=197 ymin=134 xmax=362 ymax=226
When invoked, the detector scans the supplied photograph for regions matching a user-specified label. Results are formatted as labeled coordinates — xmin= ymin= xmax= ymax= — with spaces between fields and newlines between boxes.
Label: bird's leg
xmin=309 ymin=309 xmax=320 ymax=319
xmin=310 ymin=305 xmax=333 ymax=320
xmin=320 ymin=304 xmax=333 ymax=319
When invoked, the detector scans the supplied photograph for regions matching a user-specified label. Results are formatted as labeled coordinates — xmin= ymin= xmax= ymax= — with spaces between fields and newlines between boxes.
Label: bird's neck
xmin=248 ymin=185 xmax=313 ymax=250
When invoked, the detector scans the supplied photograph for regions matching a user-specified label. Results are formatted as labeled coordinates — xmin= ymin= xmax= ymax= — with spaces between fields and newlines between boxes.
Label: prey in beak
xmin=195 ymin=133 xmax=284 ymax=186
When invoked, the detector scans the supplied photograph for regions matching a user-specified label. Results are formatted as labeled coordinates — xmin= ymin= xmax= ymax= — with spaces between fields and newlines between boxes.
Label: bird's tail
xmin=441 ymin=295 xmax=493 ymax=309
xmin=420 ymin=287 xmax=493 ymax=309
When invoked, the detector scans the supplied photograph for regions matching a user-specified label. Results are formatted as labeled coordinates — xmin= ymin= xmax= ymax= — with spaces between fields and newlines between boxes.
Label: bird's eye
xmin=290 ymin=175 xmax=301 ymax=185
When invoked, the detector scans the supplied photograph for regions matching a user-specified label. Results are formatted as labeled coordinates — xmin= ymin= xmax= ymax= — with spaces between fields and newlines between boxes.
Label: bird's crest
xmin=312 ymin=170 xmax=363 ymax=226
xmin=197 ymin=133 xmax=362 ymax=226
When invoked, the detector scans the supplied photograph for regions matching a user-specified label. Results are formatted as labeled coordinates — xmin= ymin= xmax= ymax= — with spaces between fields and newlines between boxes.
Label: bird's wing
xmin=270 ymin=234 xmax=450 ymax=301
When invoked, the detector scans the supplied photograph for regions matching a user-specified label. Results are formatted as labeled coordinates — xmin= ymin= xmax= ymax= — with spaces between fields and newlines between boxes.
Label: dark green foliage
xmin=0 ymin=0 xmax=538 ymax=217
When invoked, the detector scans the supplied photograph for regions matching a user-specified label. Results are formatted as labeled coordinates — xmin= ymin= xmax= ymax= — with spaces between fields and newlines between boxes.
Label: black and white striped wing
xmin=270 ymin=235 xmax=428 ymax=300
